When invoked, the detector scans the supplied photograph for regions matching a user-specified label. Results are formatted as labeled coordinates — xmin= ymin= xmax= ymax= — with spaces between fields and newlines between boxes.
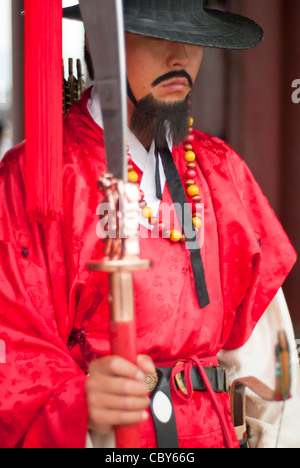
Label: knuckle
xmin=107 ymin=356 xmax=120 ymax=374
xmin=117 ymin=410 xmax=131 ymax=425
xmin=123 ymin=396 xmax=134 ymax=410
xmin=89 ymin=408 xmax=102 ymax=428
xmin=88 ymin=409 xmax=112 ymax=435
xmin=85 ymin=376 xmax=99 ymax=394
xmin=88 ymin=358 xmax=102 ymax=372
xmin=122 ymin=379 xmax=134 ymax=395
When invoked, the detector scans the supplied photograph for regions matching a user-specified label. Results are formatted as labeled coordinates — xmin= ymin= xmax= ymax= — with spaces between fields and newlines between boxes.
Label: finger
xmin=89 ymin=408 xmax=149 ymax=433
xmin=89 ymin=356 xmax=146 ymax=381
xmin=86 ymin=373 xmax=149 ymax=397
xmin=137 ymin=355 xmax=156 ymax=375
xmin=88 ymin=391 xmax=150 ymax=412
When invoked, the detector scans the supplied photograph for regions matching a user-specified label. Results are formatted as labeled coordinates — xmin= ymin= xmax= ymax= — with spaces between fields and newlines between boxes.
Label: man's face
xmin=125 ymin=33 xmax=203 ymax=105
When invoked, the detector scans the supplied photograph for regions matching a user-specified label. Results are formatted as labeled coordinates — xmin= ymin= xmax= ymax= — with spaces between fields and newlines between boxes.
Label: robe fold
xmin=0 ymin=88 xmax=296 ymax=448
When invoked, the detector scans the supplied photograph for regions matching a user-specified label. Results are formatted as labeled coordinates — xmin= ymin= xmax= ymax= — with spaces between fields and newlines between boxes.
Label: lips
xmin=162 ymin=77 xmax=189 ymax=90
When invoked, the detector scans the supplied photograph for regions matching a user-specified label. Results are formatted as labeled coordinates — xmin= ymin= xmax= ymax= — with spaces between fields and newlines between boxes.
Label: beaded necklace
xmin=127 ymin=116 xmax=202 ymax=243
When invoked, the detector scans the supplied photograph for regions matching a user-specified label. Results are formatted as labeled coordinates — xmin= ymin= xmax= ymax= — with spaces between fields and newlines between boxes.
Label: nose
xmin=166 ymin=42 xmax=189 ymax=69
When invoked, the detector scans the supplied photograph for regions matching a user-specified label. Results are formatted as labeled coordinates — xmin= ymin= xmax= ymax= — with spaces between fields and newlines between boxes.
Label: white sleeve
xmin=86 ymin=431 xmax=116 ymax=449
xmin=218 ymin=288 xmax=300 ymax=448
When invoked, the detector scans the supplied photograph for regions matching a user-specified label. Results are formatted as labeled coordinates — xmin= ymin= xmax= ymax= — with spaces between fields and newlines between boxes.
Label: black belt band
xmin=156 ymin=365 xmax=228 ymax=394
xmin=149 ymin=366 xmax=228 ymax=448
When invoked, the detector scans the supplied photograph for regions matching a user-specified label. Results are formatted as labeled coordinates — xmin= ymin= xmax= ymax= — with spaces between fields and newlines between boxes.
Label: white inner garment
xmin=87 ymin=85 xmax=167 ymax=230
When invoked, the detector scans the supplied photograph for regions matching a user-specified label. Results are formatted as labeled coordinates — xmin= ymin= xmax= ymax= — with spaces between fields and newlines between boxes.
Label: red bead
xmin=149 ymin=216 xmax=158 ymax=226
xmin=185 ymin=179 xmax=195 ymax=186
xmin=192 ymin=195 xmax=201 ymax=203
xmin=192 ymin=202 xmax=202 ymax=214
xmin=185 ymin=134 xmax=194 ymax=143
xmin=154 ymin=222 xmax=166 ymax=235
xmin=139 ymin=200 xmax=147 ymax=209
xmin=139 ymin=189 xmax=144 ymax=201
xmin=187 ymin=162 xmax=196 ymax=169
xmin=184 ymin=143 xmax=193 ymax=151
xmin=185 ymin=169 xmax=196 ymax=179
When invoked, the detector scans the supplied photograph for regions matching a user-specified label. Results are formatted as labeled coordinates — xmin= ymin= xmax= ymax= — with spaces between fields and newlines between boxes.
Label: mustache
xmin=151 ymin=70 xmax=193 ymax=89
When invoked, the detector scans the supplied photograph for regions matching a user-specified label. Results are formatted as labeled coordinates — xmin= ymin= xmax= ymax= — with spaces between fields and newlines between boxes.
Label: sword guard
xmin=88 ymin=172 xmax=152 ymax=271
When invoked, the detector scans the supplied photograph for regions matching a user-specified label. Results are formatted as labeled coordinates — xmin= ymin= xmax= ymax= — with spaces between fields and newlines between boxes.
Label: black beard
xmin=130 ymin=94 xmax=190 ymax=149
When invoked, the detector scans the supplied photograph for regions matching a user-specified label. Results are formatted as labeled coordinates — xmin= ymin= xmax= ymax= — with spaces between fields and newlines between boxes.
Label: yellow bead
xmin=193 ymin=217 xmax=202 ymax=229
xmin=184 ymin=150 xmax=196 ymax=162
xmin=128 ymin=171 xmax=138 ymax=183
xmin=189 ymin=116 xmax=194 ymax=127
xmin=142 ymin=207 xmax=152 ymax=219
xmin=170 ymin=229 xmax=182 ymax=242
xmin=187 ymin=185 xmax=199 ymax=197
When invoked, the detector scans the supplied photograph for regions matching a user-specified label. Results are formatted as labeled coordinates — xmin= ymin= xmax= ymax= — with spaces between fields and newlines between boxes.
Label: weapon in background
xmin=63 ymin=58 xmax=86 ymax=116
xmin=79 ymin=0 xmax=151 ymax=448
xmin=230 ymin=330 xmax=291 ymax=448
xmin=76 ymin=59 xmax=85 ymax=98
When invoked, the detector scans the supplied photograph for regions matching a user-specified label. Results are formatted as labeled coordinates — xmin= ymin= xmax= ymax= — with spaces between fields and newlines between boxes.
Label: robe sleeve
xmin=0 ymin=145 xmax=88 ymax=448
xmin=222 ymin=146 xmax=297 ymax=350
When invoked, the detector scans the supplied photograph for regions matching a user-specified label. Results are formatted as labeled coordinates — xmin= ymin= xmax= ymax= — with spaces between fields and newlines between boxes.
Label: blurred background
xmin=1 ymin=0 xmax=299 ymax=334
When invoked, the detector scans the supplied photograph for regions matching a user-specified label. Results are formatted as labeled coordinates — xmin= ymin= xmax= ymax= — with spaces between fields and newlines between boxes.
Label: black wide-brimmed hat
xmin=63 ymin=0 xmax=263 ymax=50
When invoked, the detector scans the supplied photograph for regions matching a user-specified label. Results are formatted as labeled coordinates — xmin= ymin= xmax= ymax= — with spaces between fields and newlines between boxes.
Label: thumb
xmin=137 ymin=354 xmax=156 ymax=375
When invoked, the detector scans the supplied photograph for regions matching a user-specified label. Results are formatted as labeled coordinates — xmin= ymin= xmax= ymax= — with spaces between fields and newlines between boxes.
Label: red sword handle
xmin=108 ymin=269 xmax=142 ymax=448
xmin=110 ymin=320 xmax=141 ymax=448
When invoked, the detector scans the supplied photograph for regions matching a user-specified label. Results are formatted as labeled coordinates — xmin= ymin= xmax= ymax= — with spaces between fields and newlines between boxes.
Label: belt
xmin=145 ymin=362 xmax=230 ymax=448
xmin=145 ymin=365 xmax=228 ymax=395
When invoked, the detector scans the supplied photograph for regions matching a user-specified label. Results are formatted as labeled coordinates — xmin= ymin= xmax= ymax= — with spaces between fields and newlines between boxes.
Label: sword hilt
xmin=88 ymin=174 xmax=151 ymax=448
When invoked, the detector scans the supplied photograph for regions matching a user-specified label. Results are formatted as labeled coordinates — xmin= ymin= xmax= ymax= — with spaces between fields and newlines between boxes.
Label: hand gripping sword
xmin=79 ymin=0 xmax=151 ymax=449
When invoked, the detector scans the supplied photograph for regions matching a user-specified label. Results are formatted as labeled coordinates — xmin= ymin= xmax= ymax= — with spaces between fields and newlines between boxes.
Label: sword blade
xmin=79 ymin=0 xmax=127 ymax=181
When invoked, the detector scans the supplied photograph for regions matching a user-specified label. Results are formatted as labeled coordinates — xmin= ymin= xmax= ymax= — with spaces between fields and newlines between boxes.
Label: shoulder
xmin=192 ymin=130 xmax=246 ymax=182
xmin=0 ymin=140 xmax=26 ymax=184
xmin=63 ymin=88 xmax=106 ymax=176
xmin=63 ymin=87 xmax=104 ymax=152
xmin=193 ymin=130 xmax=240 ymax=161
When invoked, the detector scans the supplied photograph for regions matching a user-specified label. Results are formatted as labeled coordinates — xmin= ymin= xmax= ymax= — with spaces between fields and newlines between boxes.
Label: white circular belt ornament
xmin=152 ymin=390 xmax=173 ymax=424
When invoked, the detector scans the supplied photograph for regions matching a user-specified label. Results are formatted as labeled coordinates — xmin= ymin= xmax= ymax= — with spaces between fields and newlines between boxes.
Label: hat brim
xmin=63 ymin=5 xmax=263 ymax=50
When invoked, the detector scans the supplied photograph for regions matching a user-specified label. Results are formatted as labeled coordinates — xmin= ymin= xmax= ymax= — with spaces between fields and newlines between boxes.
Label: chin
xmin=155 ymin=95 xmax=188 ymax=106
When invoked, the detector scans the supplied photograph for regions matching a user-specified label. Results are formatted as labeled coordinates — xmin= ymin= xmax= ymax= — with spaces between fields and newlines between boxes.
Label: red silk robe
xmin=0 ymin=88 xmax=296 ymax=448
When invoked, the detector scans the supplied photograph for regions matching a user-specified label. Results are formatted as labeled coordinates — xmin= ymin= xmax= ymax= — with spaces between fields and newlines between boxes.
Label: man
xmin=0 ymin=0 xmax=298 ymax=449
